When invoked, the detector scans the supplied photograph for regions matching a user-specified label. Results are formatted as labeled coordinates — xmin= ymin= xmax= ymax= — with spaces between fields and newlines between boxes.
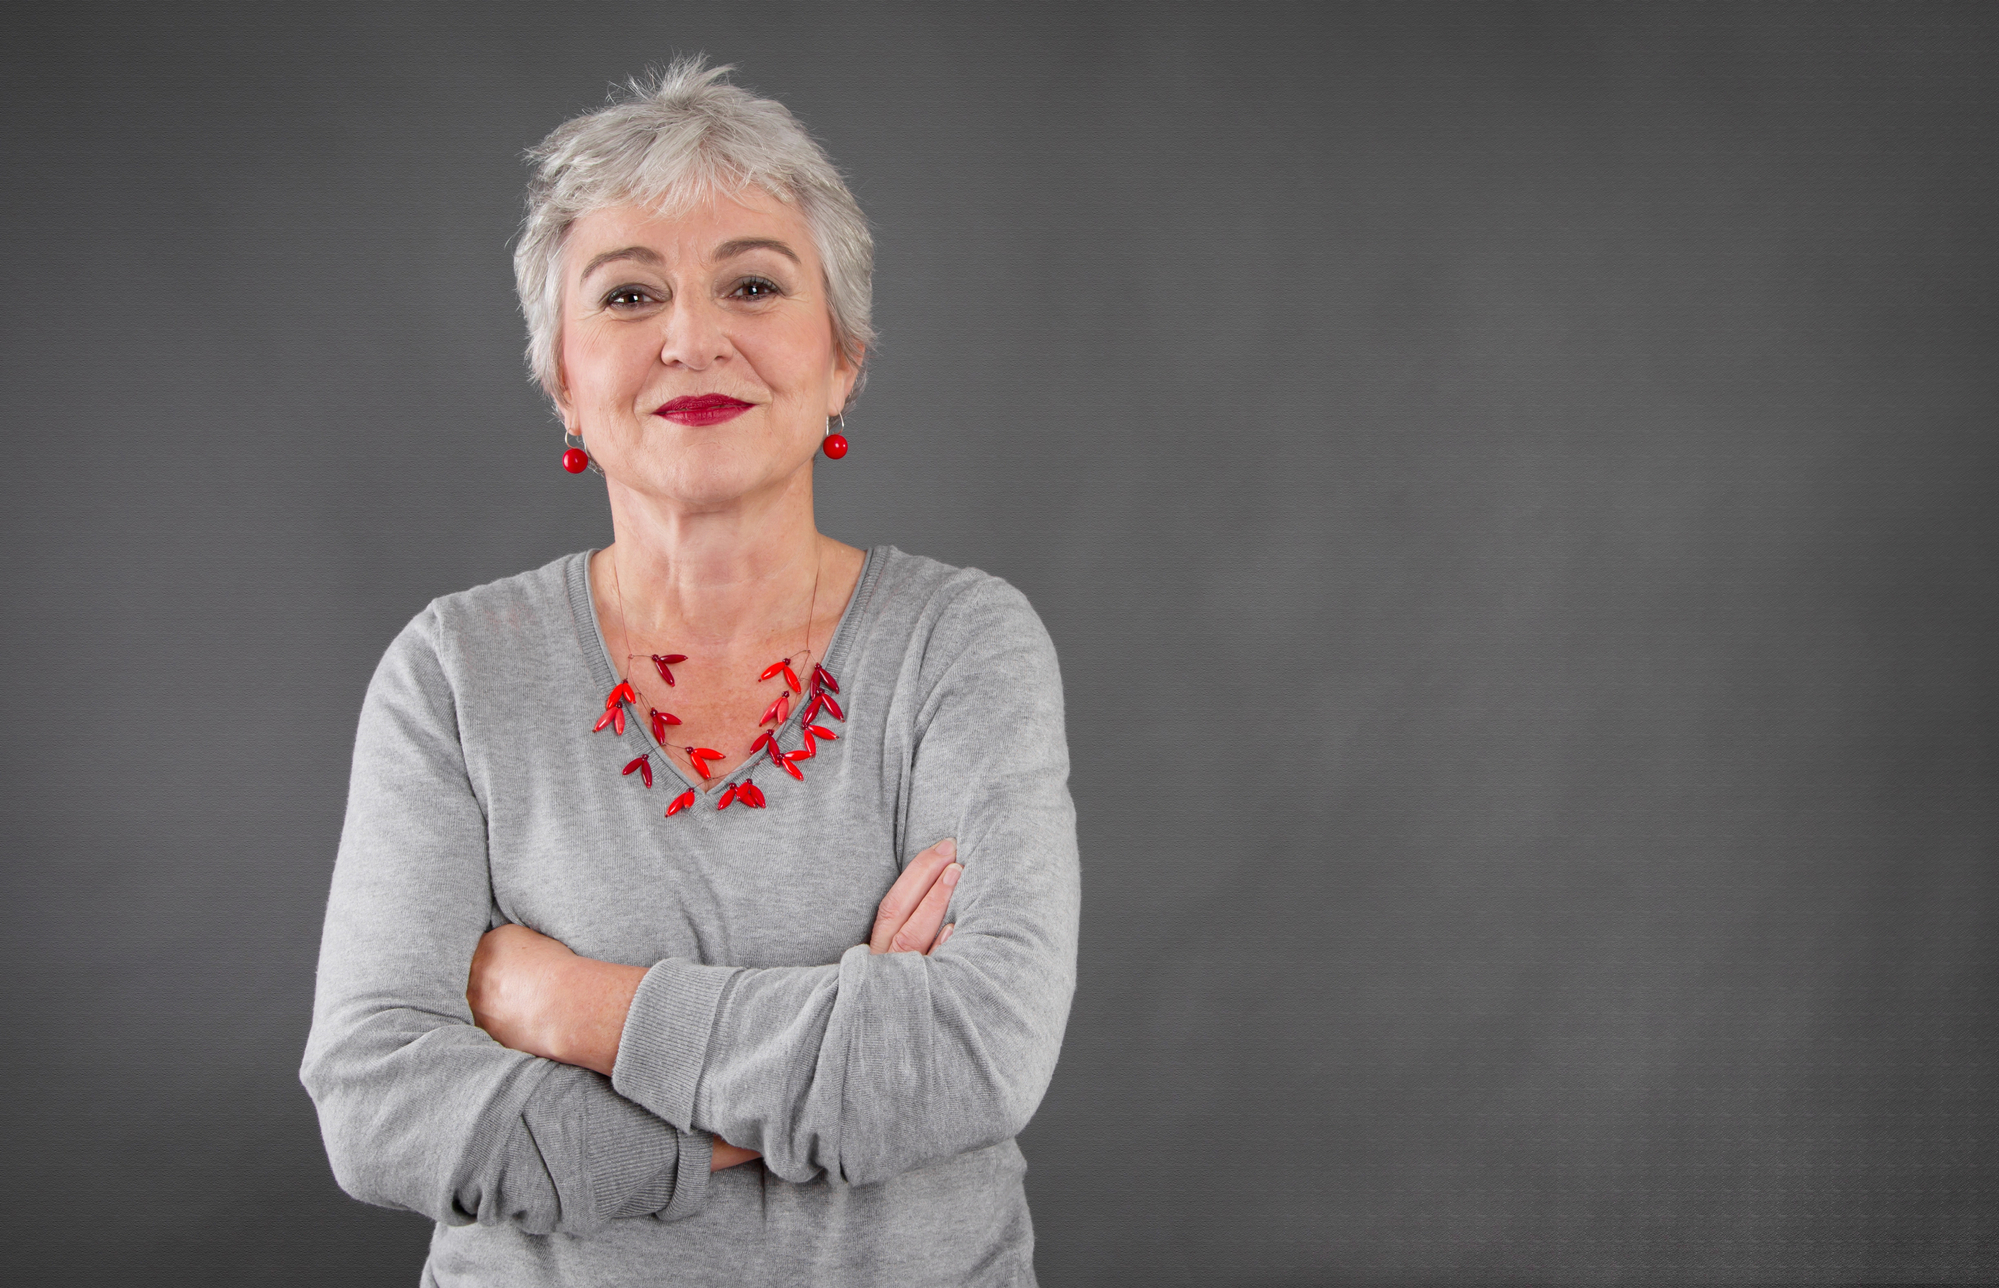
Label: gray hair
xmin=513 ymin=58 xmax=874 ymax=407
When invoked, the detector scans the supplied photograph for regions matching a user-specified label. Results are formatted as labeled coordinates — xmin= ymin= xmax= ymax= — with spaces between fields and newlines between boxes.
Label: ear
xmin=550 ymin=371 xmax=575 ymax=425
xmin=829 ymin=341 xmax=866 ymax=415
xmin=549 ymin=321 xmax=575 ymax=419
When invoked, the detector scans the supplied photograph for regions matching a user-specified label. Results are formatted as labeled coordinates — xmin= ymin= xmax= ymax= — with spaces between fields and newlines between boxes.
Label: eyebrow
xmin=578 ymin=238 xmax=801 ymax=283
xmin=579 ymin=245 xmax=663 ymax=282
xmin=712 ymin=238 xmax=800 ymax=265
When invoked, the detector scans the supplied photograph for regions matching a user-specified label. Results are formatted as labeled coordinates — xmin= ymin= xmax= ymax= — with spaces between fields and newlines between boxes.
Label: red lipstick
xmin=656 ymin=394 xmax=754 ymax=427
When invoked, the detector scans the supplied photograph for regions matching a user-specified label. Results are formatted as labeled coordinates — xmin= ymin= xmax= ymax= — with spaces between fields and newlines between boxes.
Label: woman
xmin=300 ymin=61 xmax=1079 ymax=1286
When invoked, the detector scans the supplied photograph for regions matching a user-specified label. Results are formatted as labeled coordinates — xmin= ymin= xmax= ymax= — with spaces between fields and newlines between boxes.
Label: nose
xmin=659 ymin=295 xmax=731 ymax=371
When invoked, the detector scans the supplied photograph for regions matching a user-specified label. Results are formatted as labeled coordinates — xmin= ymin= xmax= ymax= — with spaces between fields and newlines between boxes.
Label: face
xmin=555 ymin=188 xmax=857 ymax=509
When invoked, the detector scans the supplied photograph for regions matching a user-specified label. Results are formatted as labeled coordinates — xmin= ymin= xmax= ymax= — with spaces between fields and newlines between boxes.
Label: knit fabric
xmin=301 ymin=548 xmax=1079 ymax=1286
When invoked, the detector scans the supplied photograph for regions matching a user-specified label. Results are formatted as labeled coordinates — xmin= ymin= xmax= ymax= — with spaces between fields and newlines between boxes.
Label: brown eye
xmin=733 ymin=277 xmax=781 ymax=300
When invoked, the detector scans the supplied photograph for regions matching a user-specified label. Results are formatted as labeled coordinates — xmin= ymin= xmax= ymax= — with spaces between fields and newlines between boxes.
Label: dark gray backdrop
xmin=3 ymin=2 xmax=1994 ymax=1283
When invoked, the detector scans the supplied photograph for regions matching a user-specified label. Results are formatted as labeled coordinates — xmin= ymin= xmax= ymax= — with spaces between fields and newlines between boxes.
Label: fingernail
xmin=942 ymin=863 xmax=961 ymax=886
xmin=937 ymin=839 xmax=956 ymax=859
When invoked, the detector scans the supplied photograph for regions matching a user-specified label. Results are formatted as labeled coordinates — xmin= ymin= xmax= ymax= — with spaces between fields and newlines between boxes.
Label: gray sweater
xmin=301 ymin=547 xmax=1079 ymax=1287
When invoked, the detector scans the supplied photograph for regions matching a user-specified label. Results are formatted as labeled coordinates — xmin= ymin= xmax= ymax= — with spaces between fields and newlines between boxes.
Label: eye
xmin=730 ymin=276 xmax=784 ymax=301
xmin=603 ymin=284 xmax=661 ymax=309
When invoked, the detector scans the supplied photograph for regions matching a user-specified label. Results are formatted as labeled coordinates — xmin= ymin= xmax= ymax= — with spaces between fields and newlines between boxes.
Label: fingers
xmin=871 ymin=838 xmax=957 ymax=953
xmin=888 ymin=860 xmax=960 ymax=954
xmin=477 ymin=922 xmax=553 ymax=963
xmin=928 ymin=922 xmax=955 ymax=955
xmin=467 ymin=924 xmax=571 ymax=1036
xmin=709 ymin=1139 xmax=762 ymax=1172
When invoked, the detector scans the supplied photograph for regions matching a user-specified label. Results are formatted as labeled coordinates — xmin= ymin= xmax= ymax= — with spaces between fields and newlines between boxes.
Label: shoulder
xmin=863 ymin=547 xmax=1039 ymax=628
xmin=375 ymin=552 xmax=588 ymax=688
xmin=425 ymin=552 xmax=582 ymax=641
xmin=854 ymin=547 xmax=1059 ymax=692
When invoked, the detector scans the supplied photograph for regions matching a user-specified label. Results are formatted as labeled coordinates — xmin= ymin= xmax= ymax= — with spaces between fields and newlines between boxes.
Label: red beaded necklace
xmin=592 ymin=552 xmax=845 ymax=817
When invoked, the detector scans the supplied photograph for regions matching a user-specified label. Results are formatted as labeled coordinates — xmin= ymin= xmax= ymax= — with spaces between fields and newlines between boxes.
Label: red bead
xmin=666 ymin=790 xmax=695 ymax=817
xmin=750 ymin=730 xmax=774 ymax=753
xmin=766 ymin=740 xmax=788 ymax=770
xmin=611 ymin=706 xmax=626 ymax=735
xmin=593 ymin=708 xmax=616 ymax=733
xmin=652 ymin=655 xmax=685 ymax=685
xmin=610 ymin=681 xmax=637 ymax=707
xmin=761 ymin=691 xmax=789 ymax=725
xmin=777 ymin=754 xmax=804 ymax=781
xmin=740 ymin=780 xmax=767 ymax=808
xmin=689 ymin=746 xmax=723 ymax=779
xmin=816 ymin=691 xmax=844 ymax=722
xmin=650 ymin=709 xmax=680 ymax=741
xmin=812 ymin=665 xmax=840 ymax=695
xmin=821 ymin=433 xmax=848 ymax=460
xmin=623 ymin=756 xmax=653 ymax=788
xmin=781 ymin=663 xmax=801 ymax=694
xmin=562 ymin=447 xmax=589 ymax=473
xmin=794 ymin=733 xmax=816 ymax=759
xmin=717 ymin=784 xmax=738 ymax=810
xmin=760 ymin=658 xmax=789 ymax=682
xmin=807 ymin=723 xmax=837 ymax=742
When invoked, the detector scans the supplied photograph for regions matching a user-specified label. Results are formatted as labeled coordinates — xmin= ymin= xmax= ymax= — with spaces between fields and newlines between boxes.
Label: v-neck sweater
xmin=301 ymin=547 xmax=1079 ymax=1287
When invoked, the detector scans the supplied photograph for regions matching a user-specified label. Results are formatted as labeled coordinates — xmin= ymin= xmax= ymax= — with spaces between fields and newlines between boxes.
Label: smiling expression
xmin=555 ymin=188 xmax=859 ymax=507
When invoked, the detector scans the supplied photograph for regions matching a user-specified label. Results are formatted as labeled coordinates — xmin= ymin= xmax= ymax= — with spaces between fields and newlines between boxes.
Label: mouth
xmin=655 ymin=394 xmax=755 ymax=427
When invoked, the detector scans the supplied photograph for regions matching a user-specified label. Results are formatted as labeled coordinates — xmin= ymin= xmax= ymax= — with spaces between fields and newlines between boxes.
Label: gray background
xmin=3 ymin=2 xmax=1994 ymax=1283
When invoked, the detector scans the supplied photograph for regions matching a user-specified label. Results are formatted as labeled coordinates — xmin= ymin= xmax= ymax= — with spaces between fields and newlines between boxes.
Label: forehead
xmin=564 ymin=187 xmax=819 ymax=275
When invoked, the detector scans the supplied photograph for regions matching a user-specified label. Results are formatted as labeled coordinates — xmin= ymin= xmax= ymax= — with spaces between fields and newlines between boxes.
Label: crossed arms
xmin=300 ymin=581 xmax=1078 ymax=1234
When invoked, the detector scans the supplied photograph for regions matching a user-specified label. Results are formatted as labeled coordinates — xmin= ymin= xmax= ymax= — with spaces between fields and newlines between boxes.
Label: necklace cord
xmin=608 ymin=545 xmax=826 ymax=776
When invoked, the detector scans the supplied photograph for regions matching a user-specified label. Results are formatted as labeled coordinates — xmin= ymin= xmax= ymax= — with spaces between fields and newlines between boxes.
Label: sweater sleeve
xmin=610 ymin=578 xmax=1081 ymax=1186
xmin=300 ymin=607 xmax=713 ymax=1232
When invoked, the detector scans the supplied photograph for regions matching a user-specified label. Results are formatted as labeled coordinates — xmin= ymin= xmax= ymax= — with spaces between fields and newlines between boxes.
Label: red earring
xmin=562 ymin=431 xmax=594 ymax=474
xmin=821 ymin=414 xmax=849 ymax=460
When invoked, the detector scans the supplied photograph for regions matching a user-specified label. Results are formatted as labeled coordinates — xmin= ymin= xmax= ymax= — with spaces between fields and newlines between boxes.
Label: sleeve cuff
xmin=666 ymin=1127 xmax=713 ymax=1220
xmin=519 ymin=1064 xmax=716 ymax=1227
xmin=584 ymin=1087 xmax=688 ymax=1220
xmin=611 ymin=957 xmax=739 ymax=1128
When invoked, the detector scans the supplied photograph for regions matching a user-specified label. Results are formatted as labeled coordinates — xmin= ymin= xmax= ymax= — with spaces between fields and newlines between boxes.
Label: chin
xmin=639 ymin=454 xmax=803 ymax=509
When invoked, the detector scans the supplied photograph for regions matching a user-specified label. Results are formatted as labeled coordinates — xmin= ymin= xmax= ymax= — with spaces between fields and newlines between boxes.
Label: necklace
xmin=592 ymin=550 xmax=846 ymax=817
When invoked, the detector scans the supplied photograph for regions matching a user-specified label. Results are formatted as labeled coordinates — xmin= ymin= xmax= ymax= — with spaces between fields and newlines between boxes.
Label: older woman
xmin=300 ymin=61 xmax=1079 ymax=1286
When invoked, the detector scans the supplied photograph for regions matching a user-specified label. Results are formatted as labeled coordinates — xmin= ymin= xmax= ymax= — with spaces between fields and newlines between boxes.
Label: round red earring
xmin=561 ymin=431 xmax=593 ymax=474
xmin=821 ymin=415 xmax=849 ymax=460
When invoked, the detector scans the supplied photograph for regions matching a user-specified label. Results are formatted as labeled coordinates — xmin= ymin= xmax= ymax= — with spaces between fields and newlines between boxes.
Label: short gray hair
xmin=513 ymin=58 xmax=874 ymax=406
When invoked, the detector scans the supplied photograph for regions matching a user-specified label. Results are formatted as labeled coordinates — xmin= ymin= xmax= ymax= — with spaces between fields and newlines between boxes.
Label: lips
xmin=656 ymin=394 xmax=754 ymax=427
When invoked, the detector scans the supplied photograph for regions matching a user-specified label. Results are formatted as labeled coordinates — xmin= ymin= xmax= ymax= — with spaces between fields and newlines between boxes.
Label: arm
xmin=465 ymin=926 xmax=770 ymax=1172
xmin=611 ymin=578 xmax=1079 ymax=1186
xmin=298 ymin=608 xmax=714 ymax=1233
xmin=469 ymin=837 xmax=966 ymax=1083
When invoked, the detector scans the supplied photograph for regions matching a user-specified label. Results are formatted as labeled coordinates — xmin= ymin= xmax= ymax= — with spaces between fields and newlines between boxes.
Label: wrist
xmin=551 ymin=954 xmax=644 ymax=1077
xmin=539 ymin=952 xmax=592 ymax=1068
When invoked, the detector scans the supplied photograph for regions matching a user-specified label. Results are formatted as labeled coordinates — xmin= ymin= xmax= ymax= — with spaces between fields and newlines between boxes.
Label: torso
xmin=587 ymin=536 xmax=867 ymax=791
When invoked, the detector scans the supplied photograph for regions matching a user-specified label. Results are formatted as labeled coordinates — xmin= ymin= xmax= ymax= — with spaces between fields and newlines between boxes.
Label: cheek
xmin=564 ymin=326 xmax=648 ymax=402
xmin=769 ymin=330 xmax=839 ymax=401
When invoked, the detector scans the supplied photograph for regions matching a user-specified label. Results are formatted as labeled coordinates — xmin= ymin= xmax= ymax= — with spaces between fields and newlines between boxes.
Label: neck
xmin=599 ymin=466 xmax=823 ymax=651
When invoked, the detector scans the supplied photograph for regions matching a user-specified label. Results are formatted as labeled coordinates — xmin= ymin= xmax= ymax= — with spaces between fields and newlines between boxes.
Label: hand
xmin=468 ymin=924 xmax=760 ymax=1172
xmin=467 ymin=922 xmax=642 ymax=1078
xmin=870 ymin=838 xmax=961 ymax=955
xmin=710 ymin=1140 xmax=761 ymax=1171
